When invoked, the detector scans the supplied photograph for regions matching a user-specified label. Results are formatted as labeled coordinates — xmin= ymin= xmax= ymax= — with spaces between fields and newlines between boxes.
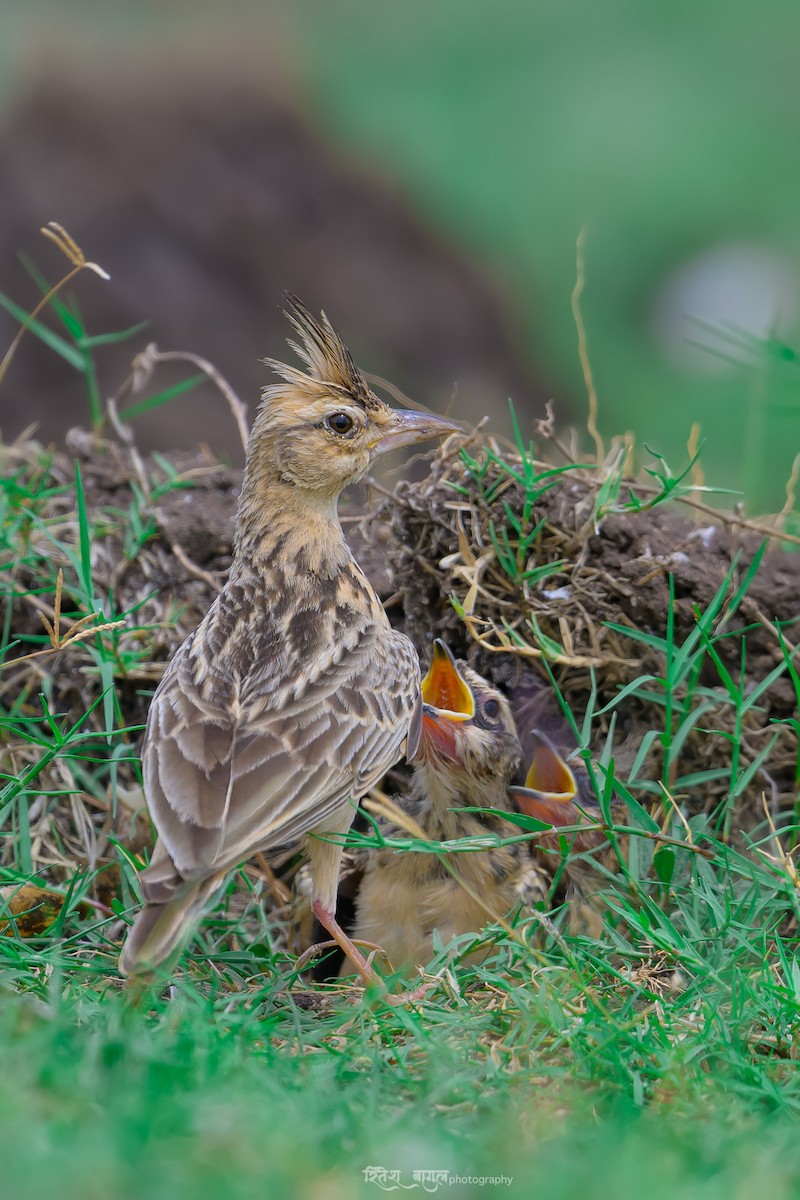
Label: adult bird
xmin=119 ymin=298 xmax=461 ymax=988
xmin=347 ymin=641 xmax=545 ymax=971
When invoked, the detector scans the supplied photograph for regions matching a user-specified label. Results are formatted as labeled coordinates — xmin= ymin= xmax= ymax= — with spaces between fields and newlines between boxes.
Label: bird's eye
xmin=325 ymin=412 xmax=355 ymax=436
xmin=481 ymin=698 xmax=501 ymax=721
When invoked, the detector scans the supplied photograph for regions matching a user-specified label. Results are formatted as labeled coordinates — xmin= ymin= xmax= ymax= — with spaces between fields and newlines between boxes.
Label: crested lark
xmin=119 ymin=298 xmax=460 ymax=986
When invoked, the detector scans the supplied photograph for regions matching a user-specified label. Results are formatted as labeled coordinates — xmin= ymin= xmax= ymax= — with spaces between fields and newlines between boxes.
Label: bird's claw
xmin=375 ymin=980 xmax=433 ymax=1006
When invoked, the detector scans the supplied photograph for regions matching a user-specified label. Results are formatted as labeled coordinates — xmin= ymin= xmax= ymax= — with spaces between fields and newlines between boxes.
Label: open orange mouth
xmin=420 ymin=640 xmax=475 ymax=719
xmin=417 ymin=640 xmax=475 ymax=762
xmin=509 ymin=730 xmax=578 ymax=826
xmin=523 ymin=730 xmax=578 ymax=798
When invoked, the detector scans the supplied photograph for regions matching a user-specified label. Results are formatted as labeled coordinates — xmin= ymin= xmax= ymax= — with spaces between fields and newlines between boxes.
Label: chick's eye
xmin=482 ymin=698 xmax=501 ymax=720
xmin=325 ymin=412 xmax=355 ymax=435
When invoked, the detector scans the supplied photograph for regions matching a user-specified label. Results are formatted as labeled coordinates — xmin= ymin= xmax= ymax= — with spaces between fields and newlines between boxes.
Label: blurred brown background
xmin=0 ymin=51 xmax=545 ymax=463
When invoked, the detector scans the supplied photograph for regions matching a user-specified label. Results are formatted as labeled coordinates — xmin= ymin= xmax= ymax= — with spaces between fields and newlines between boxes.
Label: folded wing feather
xmin=142 ymin=627 xmax=419 ymax=880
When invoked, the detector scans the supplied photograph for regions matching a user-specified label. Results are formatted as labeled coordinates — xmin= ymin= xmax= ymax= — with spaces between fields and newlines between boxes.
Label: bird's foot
xmin=375 ymin=980 xmax=434 ymax=1006
xmin=311 ymin=900 xmax=429 ymax=1006
xmin=293 ymin=938 xmax=339 ymax=974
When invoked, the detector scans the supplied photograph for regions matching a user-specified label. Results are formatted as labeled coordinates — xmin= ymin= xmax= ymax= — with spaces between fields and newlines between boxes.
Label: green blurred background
xmin=2 ymin=0 xmax=800 ymax=509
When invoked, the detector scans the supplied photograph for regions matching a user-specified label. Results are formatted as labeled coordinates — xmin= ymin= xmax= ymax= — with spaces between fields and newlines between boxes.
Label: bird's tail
xmin=119 ymin=842 xmax=225 ymax=977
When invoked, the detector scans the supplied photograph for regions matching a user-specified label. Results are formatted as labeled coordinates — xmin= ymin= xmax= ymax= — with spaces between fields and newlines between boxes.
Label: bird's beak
xmin=508 ymin=730 xmax=579 ymax=826
xmin=371 ymin=409 xmax=463 ymax=454
xmin=420 ymin=640 xmax=475 ymax=719
xmin=415 ymin=640 xmax=475 ymax=762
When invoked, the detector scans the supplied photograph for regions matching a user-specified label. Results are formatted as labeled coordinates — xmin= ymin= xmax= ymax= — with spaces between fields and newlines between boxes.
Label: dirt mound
xmin=368 ymin=441 xmax=799 ymax=821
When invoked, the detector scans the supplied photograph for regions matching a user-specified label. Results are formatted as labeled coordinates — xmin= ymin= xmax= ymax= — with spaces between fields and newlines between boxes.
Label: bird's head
xmin=412 ymin=640 xmax=521 ymax=801
xmin=508 ymin=729 xmax=605 ymax=849
xmin=249 ymin=297 xmax=461 ymax=503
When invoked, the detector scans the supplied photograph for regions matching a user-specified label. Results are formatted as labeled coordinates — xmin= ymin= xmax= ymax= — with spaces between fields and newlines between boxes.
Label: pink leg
xmin=312 ymin=900 xmax=430 ymax=1006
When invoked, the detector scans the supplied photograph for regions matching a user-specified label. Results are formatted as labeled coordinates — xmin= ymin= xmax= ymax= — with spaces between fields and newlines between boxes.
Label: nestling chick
xmin=509 ymin=729 xmax=626 ymax=936
xmin=119 ymin=297 xmax=461 ymax=989
xmin=348 ymin=641 xmax=546 ymax=971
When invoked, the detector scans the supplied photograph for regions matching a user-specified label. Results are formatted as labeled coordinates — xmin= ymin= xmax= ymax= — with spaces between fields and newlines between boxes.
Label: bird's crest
xmin=263 ymin=295 xmax=381 ymax=411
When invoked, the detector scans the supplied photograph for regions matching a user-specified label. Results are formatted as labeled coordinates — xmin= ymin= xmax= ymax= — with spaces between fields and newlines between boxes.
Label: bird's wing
xmin=405 ymin=690 xmax=423 ymax=762
xmin=143 ymin=626 xmax=419 ymax=878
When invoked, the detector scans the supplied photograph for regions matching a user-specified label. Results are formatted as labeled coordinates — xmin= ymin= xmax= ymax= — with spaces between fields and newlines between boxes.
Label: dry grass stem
xmin=572 ymin=227 xmax=604 ymax=463
xmin=0 ymin=223 xmax=110 ymax=388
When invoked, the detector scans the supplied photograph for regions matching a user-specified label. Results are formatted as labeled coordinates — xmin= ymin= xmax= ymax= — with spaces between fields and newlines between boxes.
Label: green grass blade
xmin=19 ymin=253 xmax=85 ymax=338
xmin=80 ymin=320 xmax=150 ymax=348
xmin=0 ymin=288 xmax=84 ymax=370
xmin=119 ymin=373 xmax=206 ymax=421
xmin=74 ymin=461 xmax=97 ymax=609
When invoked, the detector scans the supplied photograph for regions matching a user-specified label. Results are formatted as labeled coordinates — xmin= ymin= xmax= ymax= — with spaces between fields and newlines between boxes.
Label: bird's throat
xmin=234 ymin=475 xmax=352 ymax=578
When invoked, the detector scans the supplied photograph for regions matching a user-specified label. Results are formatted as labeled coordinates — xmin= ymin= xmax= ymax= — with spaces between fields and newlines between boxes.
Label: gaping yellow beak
xmin=413 ymin=640 xmax=475 ymax=763
xmin=508 ymin=730 xmax=578 ymax=826
xmin=522 ymin=729 xmax=578 ymax=800
xmin=420 ymin=640 xmax=475 ymax=720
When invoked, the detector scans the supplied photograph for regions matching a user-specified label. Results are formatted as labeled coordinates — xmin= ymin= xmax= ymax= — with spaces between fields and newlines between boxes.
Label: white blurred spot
xmin=687 ymin=525 xmax=717 ymax=548
xmin=651 ymin=241 xmax=799 ymax=373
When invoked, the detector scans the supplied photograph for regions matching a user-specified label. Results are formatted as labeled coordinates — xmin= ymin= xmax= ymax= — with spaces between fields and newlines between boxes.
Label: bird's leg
xmin=312 ymin=900 xmax=430 ymax=1006
xmin=304 ymin=823 xmax=430 ymax=1005
xmin=311 ymin=900 xmax=384 ymax=982
xmin=303 ymin=820 xmax=381 ymax=984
